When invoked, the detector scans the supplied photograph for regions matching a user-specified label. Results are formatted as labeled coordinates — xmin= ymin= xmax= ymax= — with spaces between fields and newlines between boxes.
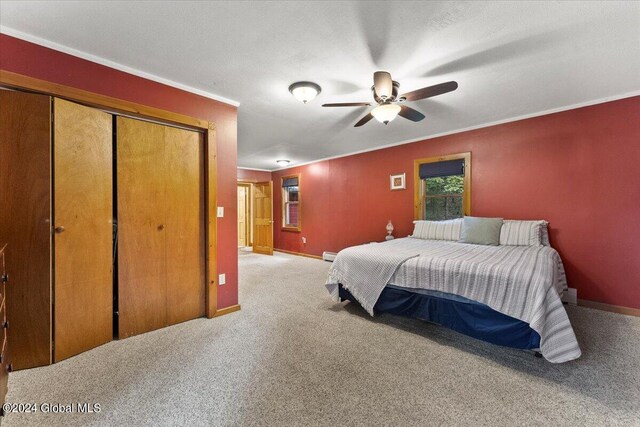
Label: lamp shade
xmin=289 ymin=82 xmax=321 ymax=103
xmin=371 ymin=104 xmax=401 ymax=124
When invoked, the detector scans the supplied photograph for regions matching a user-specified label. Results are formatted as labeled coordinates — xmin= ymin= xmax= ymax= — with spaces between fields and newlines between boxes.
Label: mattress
xmin=326 ymin=237 xmax=581 ymax=363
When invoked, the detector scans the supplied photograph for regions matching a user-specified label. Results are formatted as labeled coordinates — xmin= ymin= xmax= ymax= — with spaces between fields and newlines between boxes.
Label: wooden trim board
xmin=211 ymin=304 xmax=241 ymax=318
xmin=274 ymin=249 xmax=323 ymax=260
xmin=578 ymin=299 xmax=640 ymax=317
xmin=205 ymin=125 xmax=218 ymax=318
xmin=0 ymin=70 xmax=209 ymax=129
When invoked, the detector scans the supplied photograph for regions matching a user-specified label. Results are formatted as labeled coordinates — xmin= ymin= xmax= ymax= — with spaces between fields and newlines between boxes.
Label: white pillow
xmin=500 ymin=220 xmax=548 ymax=246
xmin=540 ymin=222 xmax=550 ymax=246
xmin=412 ymin=218 xmax=463 ymax=241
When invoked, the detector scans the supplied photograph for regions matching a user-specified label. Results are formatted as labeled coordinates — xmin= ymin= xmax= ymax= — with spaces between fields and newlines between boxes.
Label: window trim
xmin=413 ymin=152 xmax=471 ymax=220
xmin=281 ymin=173 xmax=301 ymax=232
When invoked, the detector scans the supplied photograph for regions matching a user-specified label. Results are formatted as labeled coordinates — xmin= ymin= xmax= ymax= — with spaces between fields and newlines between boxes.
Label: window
xmin=414 ymin=153 xmax=471 ymax=221
xmin=281 ymin=174 xmax=301 ymax=231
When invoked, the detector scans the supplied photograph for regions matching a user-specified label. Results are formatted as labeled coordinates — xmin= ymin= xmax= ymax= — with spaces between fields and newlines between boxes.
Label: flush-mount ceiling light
xmin=276 ymin=159 xmax=291 ymax=167
xmin=371 ymin=103 xmax=401 ymax=124
xmin=289 ymin=81 xmax=321 ymax=103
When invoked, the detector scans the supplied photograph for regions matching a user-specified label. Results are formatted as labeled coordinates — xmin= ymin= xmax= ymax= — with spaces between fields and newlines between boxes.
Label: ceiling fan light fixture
xmin=276 ymin=159 xmax=291 ymax=167
xmin=371 ymin=104 xmax=401 ymax=124
xmin=289 ymin=81 xmax=321 ymax=103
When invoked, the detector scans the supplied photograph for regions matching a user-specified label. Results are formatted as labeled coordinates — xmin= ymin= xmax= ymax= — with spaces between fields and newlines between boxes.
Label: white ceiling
xmin=1 ymin=1 xmax=639 ymax=170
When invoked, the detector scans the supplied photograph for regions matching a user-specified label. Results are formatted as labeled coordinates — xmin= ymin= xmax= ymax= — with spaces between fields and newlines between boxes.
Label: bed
xmin=325 ymin=235 xmax=581 ymax=363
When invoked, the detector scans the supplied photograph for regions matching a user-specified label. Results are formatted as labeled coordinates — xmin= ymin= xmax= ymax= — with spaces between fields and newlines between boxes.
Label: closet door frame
xmin=0 ymin=70 xmax=222 ymax=319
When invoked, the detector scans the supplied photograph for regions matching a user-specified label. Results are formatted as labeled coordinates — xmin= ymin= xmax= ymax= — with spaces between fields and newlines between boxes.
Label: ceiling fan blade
xmin=401 ymin=81 xmax=458 ymax=101
xmin=398 ymin=105 xmax=425 ymax=122
xmin=373 ymin=71 xmax=393 ymax=99
xmin=354 ymin=112 xmax=374 ymax=127
xmin=322 ymin=102 xmax=371 ymax=107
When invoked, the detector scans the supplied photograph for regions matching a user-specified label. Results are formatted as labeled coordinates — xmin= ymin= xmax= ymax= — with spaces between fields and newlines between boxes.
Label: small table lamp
xmin=385 ymin=220 xmax=395 ymax=241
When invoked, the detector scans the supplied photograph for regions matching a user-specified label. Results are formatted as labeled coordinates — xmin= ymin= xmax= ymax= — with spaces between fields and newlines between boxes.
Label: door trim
xmin=205 ymin=125 xmax=218 ymax=317
xmin=0 ymin=70 xmax=208 ymax=129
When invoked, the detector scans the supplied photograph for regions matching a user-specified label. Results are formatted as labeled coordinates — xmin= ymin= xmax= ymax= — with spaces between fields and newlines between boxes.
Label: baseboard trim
xmin=578 ymin=299 xmax=640 ymax=317
xmin=211 ymin=304 xmax=241 ymax=318
xmin=274 ymin=249 xmax=323 ymax=260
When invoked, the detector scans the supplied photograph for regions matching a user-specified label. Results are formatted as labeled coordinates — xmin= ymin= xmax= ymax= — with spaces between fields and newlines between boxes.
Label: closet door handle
xmin=54 ymin=226 xmax=65 ymax=234
xmin=157 ymin=224 xmax=165 ymax=231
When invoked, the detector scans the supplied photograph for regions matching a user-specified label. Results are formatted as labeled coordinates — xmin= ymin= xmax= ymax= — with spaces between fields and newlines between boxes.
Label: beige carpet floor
xmin=4 ymin=251 xmax=640 ymax=426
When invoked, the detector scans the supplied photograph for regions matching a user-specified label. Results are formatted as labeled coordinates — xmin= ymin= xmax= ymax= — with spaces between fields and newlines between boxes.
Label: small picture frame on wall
xmin=390 ymin=173 xmax=406 ymax=191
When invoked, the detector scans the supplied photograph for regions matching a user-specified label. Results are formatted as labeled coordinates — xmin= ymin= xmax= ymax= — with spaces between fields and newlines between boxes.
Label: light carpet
xmin=4 ymin=251 xmax=640 ymax=426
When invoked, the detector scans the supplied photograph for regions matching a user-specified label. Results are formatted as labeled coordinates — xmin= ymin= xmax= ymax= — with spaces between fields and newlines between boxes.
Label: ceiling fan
xmin=322 ymin=71 xmax=458 ymax=127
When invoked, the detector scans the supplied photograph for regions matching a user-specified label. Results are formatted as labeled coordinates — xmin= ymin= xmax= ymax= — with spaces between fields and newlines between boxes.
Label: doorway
xmin=237 ymin=182 xmax=252 ymax=248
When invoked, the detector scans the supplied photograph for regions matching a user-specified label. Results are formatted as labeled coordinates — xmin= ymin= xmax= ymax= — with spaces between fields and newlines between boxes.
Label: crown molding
xmin=0 ymin=26 xmax=240 ymax=107
xmin=271 ymin=90 xmax=640 ymax=172
xmin=237 ymin=166 xmax=272 ymax=172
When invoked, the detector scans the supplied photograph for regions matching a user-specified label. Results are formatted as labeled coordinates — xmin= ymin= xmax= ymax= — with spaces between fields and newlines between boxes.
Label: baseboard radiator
xmin=322 ymin=251 xmax=337 ymax=262
xmin=562 ymin=288 xmax=578 ymax=305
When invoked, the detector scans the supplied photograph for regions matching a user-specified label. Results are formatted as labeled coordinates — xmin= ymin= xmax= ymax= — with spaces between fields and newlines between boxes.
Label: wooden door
xmin=117 ymin=117 xmax=167 ymax=338
xmin=0 ymin=90 xmax=52 ymax=370
xmin=117 ymin=118 xmax=205 ymax=336
xmin=53 ymin=99 xmax=113 ymax=362
xmin=237 ymin=185 xmax=249 ymax=247
xmin=253 ymin=181 xmax=273 ymax=255
xmin=164 ymin=126 xmax=205 ymax=326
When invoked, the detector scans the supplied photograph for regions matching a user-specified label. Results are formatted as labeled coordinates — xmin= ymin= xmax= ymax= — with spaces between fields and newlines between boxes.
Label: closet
xmin=0 ymin=88 xmax=210 ymax=370
xmin=0 ymin=93 xmax=113 ymax=367
xmin=117 ymin=117 xmax=205 ymax=338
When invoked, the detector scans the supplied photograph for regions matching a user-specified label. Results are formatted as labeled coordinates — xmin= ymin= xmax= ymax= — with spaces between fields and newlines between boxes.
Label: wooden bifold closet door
xmin=0 ymin=90 xmax=52 ymax=369
xmin=53 ymin=98 xmax=114 ymax=362
xmin=117 ymin=117 xmax=204 ymax=338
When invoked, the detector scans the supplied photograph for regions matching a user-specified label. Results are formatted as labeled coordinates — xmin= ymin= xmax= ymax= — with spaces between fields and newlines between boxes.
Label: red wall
xmin=237 ymin=168 xmax=272 ymax=182
xmin=273 ymin=97 xmax=640 ymax=310
xmin=0 ymin=34 xmax=239 ymax=309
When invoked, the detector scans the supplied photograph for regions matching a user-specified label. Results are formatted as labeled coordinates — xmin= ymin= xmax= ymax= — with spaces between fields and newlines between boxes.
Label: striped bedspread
xmin=326 ymin=238 xmax=581 ymax=363
xmin=325 ymin=242 xmax=421 ymax=314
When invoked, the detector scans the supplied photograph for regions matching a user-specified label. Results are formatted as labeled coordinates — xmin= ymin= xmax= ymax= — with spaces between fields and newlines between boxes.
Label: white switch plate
xmin=217 ymin=207 xmax=224 ymax=218
xmin=302 ymin=237 xmax=306 ymax=244
xmin=218 ymin=273 xmax=226 ymax=285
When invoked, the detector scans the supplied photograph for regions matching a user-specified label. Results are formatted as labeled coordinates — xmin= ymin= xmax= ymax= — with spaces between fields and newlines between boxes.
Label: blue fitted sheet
xmin=339 ymin=284 xmax=541 ymax=350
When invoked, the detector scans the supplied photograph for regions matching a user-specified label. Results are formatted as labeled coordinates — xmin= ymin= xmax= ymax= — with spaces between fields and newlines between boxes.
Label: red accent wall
xmin=273 ymin=97 xmax=640 ymax=309
xmin=0 ymin=34 xmax=239 ymax=309
xmin=237 ymin=168 xmax=271 ymax=182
